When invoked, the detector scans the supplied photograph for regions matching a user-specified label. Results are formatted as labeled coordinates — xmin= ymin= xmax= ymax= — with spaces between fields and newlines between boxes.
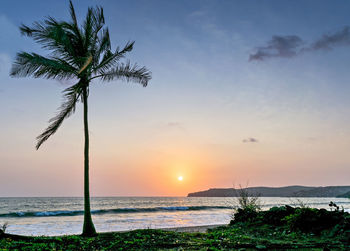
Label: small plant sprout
xmin=231 ymin=184 xmax=262 ymax=215
xmin=0 ymin=222 xmax=8 ymax=234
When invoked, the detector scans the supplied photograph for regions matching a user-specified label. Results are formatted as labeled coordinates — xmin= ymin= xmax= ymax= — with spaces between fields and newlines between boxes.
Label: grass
xmin=1 ymin=220 xmax=349 ymax=250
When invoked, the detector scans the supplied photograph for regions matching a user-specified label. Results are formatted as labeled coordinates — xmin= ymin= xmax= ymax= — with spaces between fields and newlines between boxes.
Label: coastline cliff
xmin=187 ymin=185 xmax=350 ymax=197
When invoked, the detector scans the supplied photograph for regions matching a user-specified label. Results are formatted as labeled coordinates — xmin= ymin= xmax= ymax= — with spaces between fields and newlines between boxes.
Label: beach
xmin=1 ymin=196 xmax=350 ymax=236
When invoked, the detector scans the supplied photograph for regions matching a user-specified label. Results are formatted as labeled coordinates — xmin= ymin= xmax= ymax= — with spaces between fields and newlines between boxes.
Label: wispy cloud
xmin=187 ymin=9 xmax=234 ymax=44
xmin=250 ymin=26 xmax=350 ymax=61
xmin=163 ymin=122 xmax=186 ymax=132
xmin=187 ymin=10 xmax=207 ymax=19
xmin=307 ymin=26 xmax=350 ymax=51
xmin=306 ymin=137 xmax=317 ymax=142
xmin=249 ymin=35 xmax=303 ymax=61
xmin=242 ymin=137 xmax=259 ymax=143
xmin=167 ymin=122 xmax=182 ymax=127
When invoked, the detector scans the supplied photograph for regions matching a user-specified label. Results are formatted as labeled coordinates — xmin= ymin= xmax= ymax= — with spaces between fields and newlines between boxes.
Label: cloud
xmin=163 ymin=122 xmax=186 ymax=132
xmin=250 ymin=26 xmax=350 ymax=61
xmin=249 ymin=35 xmax=304 ymax=61
xmin=167 ymin=122 xmax=182 ymax=127
xmin=307 ymin=26 xmax=350 ymax=51
xmin=242 ymin=137 xmax=259 ymax=143
xmin=187 ymin=10 xmax=207 ymax=19
xmin=187 ymin=9 xmax=232 ymax=43
xmin=306 ymin=137 xmax=317 ymax=142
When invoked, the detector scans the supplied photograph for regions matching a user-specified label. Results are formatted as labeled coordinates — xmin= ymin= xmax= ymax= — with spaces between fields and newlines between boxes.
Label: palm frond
xmin=36 ymin=84 xmax=82 ymax=149
xmin=67 ymin=0 xmax=84 ymax=49
xmin=97 ymin=28 xmax=111 ymax=54
xmin=83 ymin=7 xmax=94 ymax=51
xmin=97 ymin=61 xmax=151 ymax=87
xmin=94 ymin=41 xmax=134 ymax=73
xmin=85 ymin=4 xmax=105 ymax=68
xmin=91 ymin=5 xmax=104 ymax=32
xmin=91 ymin=28 xmax=110 ymax=69
xmin=19 ymin=17 xmax=83 ymax=67
xmin=69 ymin=0 xmax=78 ymax=26
xmin=11 ymin=52 xmax=77 ymax=80
xmin=14 ymin=0 xmax=152 ymax=150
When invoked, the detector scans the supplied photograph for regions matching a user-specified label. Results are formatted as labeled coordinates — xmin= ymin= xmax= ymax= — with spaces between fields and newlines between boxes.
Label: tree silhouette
xmin=10 ymin=1 xmax=151 ymax=236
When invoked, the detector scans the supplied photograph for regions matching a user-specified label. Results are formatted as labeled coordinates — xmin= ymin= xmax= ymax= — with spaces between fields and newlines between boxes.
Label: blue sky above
xmin=1 ymin=0 xmax=350 ymax=196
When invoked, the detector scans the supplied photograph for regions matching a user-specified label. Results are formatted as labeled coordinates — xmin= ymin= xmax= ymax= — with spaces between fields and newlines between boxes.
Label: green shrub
xmin=234 ymin=186 xmax=261 ymax=212
xmin=230 ymin=185 xmax=262 ymax=224
xmin=230 ymin=186 xmax=261 ymax=224
xmin=284 ymin=207 xmax=347 ymax=233
xmin=261 ymin=205 xmax=295 ymax=226
xmin=231 ymin=207 xmax=259 ymax=224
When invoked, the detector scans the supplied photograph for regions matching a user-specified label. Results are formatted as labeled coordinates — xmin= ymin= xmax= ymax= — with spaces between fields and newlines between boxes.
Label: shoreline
xmin=118 ymin=224 xmax=227 ymax=234
xmin=2 ymin=224 xmax=227 ymax=238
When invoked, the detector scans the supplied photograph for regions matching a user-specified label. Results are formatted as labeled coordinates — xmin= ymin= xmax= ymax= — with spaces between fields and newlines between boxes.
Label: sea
xmin=1 ymin=197 xmax=349 ymax=236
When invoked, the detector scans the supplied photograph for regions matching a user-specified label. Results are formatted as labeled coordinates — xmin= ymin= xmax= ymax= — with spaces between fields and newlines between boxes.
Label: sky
xmin=1 ymin=0 xmax=350 ymax=196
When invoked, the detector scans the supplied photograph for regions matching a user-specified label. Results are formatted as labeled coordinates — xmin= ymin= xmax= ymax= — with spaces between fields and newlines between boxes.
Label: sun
xmin=178 ymin=176 xmax=183 ymax=181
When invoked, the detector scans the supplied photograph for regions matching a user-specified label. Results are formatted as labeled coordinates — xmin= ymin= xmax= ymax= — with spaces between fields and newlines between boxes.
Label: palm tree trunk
xmin=82 ymin=85 xmax=97 ymax=237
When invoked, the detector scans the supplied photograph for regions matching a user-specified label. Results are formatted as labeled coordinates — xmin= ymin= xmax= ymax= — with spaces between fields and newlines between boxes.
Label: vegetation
xmin=0 ymin=222 xmax=8 ymax=235
xmin=234 ymin=185 xmax=262 ymax=211
xmin=10 ymin=1 xmax=151 ymax=236
xmin=231 ymin=185 xmax=262 ymax=222
xmin=289 ymin=198 xmax=309 ymax=209
xmin=1 ymin=205 xmax=349 ymax=250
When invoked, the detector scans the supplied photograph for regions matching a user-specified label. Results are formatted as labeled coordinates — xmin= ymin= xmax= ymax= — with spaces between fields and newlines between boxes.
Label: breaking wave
xmin=0 ymin=206 xmax=231 ymax=218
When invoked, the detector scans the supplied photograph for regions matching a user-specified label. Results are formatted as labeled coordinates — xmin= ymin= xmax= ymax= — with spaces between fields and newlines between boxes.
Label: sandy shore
xmin=159 ymin=224 xmax=226 ymax=233
xmin=1 ymin=224 xmax=228 ymax=237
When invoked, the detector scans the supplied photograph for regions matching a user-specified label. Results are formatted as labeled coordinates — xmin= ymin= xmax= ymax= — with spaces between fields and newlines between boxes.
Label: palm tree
xmin=10 ymin=1 xmax=151 ymax=236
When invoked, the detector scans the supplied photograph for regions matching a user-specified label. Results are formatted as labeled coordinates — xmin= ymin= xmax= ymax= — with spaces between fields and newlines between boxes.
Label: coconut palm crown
xmin=10 ymin=1 xmax=151 ymax=236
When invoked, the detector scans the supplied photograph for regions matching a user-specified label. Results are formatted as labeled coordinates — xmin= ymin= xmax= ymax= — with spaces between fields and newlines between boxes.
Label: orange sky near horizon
xmin=1 ymin=82 xmax=350 ymax=197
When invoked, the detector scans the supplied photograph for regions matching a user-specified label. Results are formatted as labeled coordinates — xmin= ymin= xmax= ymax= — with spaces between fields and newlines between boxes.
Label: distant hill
xmin=187 ymin=186 xmax=350 ymax=197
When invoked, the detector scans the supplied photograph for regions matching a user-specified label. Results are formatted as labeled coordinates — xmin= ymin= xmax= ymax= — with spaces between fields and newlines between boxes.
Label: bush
xmin=231 ymin=207 xmax=259 ymax=223
xmin=234 ymin=186 xmax=261 ymax=212
xmin=230 ymin=185 xmax=262 ymax=224
xmin=231 ymin=203 xmax=350 ymax=237
xmin=261 ymin=205 xmax=295 ymax=226
xmin=284 ymin=207 xmax=347 ymax=233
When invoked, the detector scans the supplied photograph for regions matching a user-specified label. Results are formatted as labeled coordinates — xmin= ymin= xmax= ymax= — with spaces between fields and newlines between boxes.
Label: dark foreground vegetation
xmin=1 ymin=205 xmax=349 ymax=250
